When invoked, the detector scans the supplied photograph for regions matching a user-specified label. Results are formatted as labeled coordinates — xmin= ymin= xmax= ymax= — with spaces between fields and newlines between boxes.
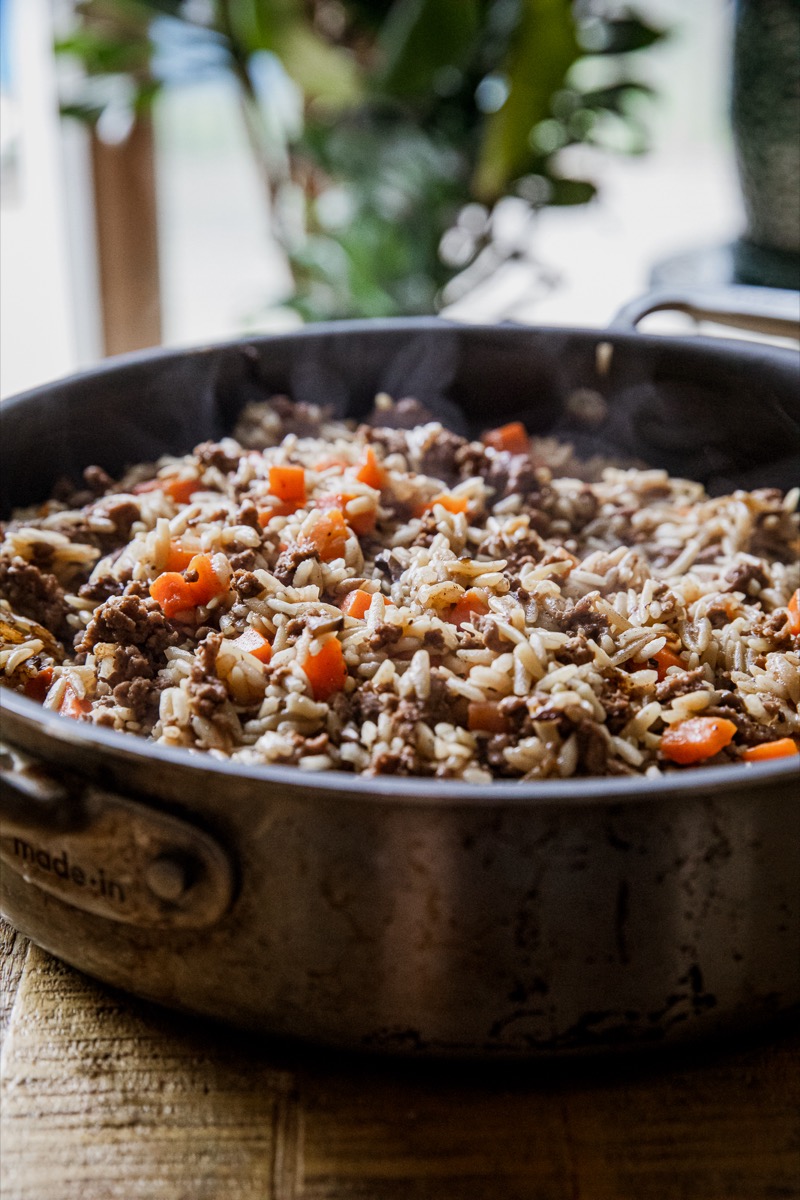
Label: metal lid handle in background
xmin=612 ymin=285 xmax=800 ymax=339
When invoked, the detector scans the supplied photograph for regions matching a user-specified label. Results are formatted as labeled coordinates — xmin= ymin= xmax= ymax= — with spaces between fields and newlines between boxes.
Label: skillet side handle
xmin=0 ymin=741 xmax=236 ymax=929
xmin=0 ymin=743 xmax=86 ymax=831
xmin=611 ymin=286 xmax=800 ymax=340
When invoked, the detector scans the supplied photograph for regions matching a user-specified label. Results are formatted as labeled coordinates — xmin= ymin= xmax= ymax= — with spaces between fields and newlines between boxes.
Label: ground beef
xmin=235 ymin=500 xmax=262 ymax=530
xmin=497 ymin=695 xmax=532 ymax=728
xmin=453 ymin=439 xmax=487 ymax=474
xmin=724 ymin=561 xmax=769 ymax=595
xmin=0 ymin=555 xmax=71 ymax=639
xmin=594 ymin=676 xmax=636 ymax=734
xmin=478 ymin=526 xmax=546 ymax=568
xmin=190 ymin=680 xmax=228 ymax=719
xmin=422 ymin=627 xmax=447 ymax=651
xmin=410 ymin=511 xmax=444 ymax=548
xmin=654 ymin=666 xmax=707 ymax=703
xmin=367 ymin=622 xmax=404 ymax=651
xmin=194 ymin=440 xmax=242 ymax=474
xmin=371 ymin=742 xmax=427 ymax=776
xmin=370 ymin=750 xmax=402 ymax=775
xmin=705 ymin=597 xmax=737 ymax=628
xmin=475 ymin=617 xmax=511 ymax=654
xmin=397 ymin=674 xmax=453 ymax=728
xmin=492 ymin=452 xmax=539 ymax=498
xmin=358 ymin=426 xmax=409 ymax=460
xmin=273 ymin=542 xmax=318 ymax=585
xmin=705 ymin=700 xmax=780 ymax=746
xmin=563 ymin=596 xmax=609 ymax=639
xmin=270 ymin=396 xmax=330 ymax=438
xmin=76 ymin=593 xmax=179 ymax=663
xmin=78 ymin=567 xmax=129 ymax=604
xmin=353 ymin=686 xmax=398 ymax=723
xmin=482 ymin=733 xmax=513 ymax=772
xmin=231 ymin=569 xmax=264 ymax=599
xmin=566 ymin=487 xmax=600 ymax=532
xmin=418 ymin=428 xmax=467 ymax=485
xmin=112 ymin=675 xmax=163 ymax=724
xmin=367 ymin=396 xmax=435 ymax=430
xmin=103 ymin=644 xmax=153 ymax=688
xmin=187 ymin=632 xmax=227 ymax=718
xmin=98 ymin=499 xmax=141 ymax=542
xmin=229 ymin=549 xmax=257 ymax=572
xmin=558 ymin=634 xmax=595 ymax=666
xmin=83 ymin=465 xmax=115 ymax=495
xmin=373 ymin=549 xmax=406 ymax=584
xmin=575 ymin=717 xmax=611 ymax=774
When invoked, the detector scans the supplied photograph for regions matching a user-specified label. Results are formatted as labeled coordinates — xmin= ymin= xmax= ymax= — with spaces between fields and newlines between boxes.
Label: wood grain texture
xmin=294 ymin=1030 xmax=800 ymax=1200
xmin=0 ymin=945 xmax=300 ymax=1200
xmin=1 ymin=930 xmax=798 ymax=1200
xmin=0 ymin=919 xmax=29 ymax=1051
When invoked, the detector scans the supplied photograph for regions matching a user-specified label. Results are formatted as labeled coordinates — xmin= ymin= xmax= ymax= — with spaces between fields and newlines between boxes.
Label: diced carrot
xmin=165 ymin=541 xmax=196 ymax=572
xmin=424 ymin=494 xmax=469 ymax=516
xmin=340 ymin=589 xmax=373 ymax=619
xmin=134 ymin=476 xmax=199 ymax=504
xmin=58 ymin=683 xmax=91 ymax=720
xmin=302 ymin=636 xmax=347 ymax=701
xmin=660 ymin=716 xmax=737 ymax=765
xmin=788 ymin=589 xmax=800 ymax=635
xmin=340 ymin=589 xmax=394 ymax=618
xmin=356 ymin=446 xmax=386 ymax=490
xmin=185 ymin=554 xmax=226 ymax=606
xmin=482 ymin=421 xmax=530 ymax=455
xmin=467 ymin=701 xmax=509 ymax=734
xmin=651 ymin=647 xmax=685 ymax=681
xmin=164 ymin=477 xmax=201 ymax=505
xmin=742 ymin=738 xmax=798 ymax=762
xmin=306 ymin=509 xmax=349 ymax=562
xmin=257 ymin=501 xmax=297 ymax=526
xmin=447 ymin=589 xmax=490 ymax=627
xmin=150 ymin=553 xmax=225 ymax=616
xmin=269 ymin=465 xmax=306 ymax=506
xmin=231 ymin=627 xmax=272 ymax=663
xmin=23 ymin=667 xmax=53 ymax=703
xmin=318 ymin=492 xmax=376 ymax=536
xmin=149 ymin=571 xmax=198 ymax=618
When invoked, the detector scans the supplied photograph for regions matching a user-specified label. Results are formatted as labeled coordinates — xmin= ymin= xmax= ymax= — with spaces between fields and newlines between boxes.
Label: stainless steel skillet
xmin=1 ymin=307 xmax=798 ymax=1057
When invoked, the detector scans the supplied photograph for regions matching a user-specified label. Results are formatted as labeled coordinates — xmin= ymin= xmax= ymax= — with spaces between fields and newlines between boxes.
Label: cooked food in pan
xmin=1 ymin=395 xmax=798 ymax=780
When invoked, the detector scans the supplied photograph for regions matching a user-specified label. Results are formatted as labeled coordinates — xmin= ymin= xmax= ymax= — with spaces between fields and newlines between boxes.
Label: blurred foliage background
xmin=56 ymin=0 xmax=666 ymax=321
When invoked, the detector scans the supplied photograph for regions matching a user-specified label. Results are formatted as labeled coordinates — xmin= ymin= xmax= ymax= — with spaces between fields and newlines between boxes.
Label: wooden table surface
xmin=1 ymin=918 xmax=798 ymax=1200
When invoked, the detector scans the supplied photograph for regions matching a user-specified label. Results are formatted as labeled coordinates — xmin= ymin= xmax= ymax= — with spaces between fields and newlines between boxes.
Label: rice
xmin=0 ymin=395 xmax=798 ymax=781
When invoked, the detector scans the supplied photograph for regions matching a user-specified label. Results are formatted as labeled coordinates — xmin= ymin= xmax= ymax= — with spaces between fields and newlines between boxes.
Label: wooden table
xmin=1 ymin=918 xmax=798 ymax=1200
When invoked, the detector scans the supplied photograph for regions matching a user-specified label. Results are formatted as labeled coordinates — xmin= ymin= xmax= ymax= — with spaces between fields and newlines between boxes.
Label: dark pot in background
xmin=730 ymin=0 xmax=800 ymax=289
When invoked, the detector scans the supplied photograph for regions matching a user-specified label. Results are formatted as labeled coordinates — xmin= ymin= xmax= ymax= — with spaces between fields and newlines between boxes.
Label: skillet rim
xmin=2 ymin=690 xmax=797 ymax=808
xmin=1 ymin=313 xmax=799 ymax=409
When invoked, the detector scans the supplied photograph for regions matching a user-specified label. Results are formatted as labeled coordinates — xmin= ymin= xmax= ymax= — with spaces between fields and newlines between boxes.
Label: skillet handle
xmin=611 ymin=286 xmax=800 ymax=340
xmin=0 ymin=744 xmax=87 ymax=831
xmin=0 ymin=742 xmax=235 ymax=929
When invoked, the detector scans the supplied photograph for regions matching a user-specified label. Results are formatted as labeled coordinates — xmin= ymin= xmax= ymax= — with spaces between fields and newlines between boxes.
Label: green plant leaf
xmin=579 ymin=81 xmax=656 ymax=113
xmin=474 ymin=0 xmax=580 ymax=202
xmin=546 ymin=177 xmax=597 ymax=205
xmin=273 ymin=24 xmax=362 ymax=107
xmin=56 ymin=29 xmax=153 ymax=75
xmin=581 ymin=17 xmax=667 ymax=56
xmin=375 ymin=0 xmax=480 ymax=97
